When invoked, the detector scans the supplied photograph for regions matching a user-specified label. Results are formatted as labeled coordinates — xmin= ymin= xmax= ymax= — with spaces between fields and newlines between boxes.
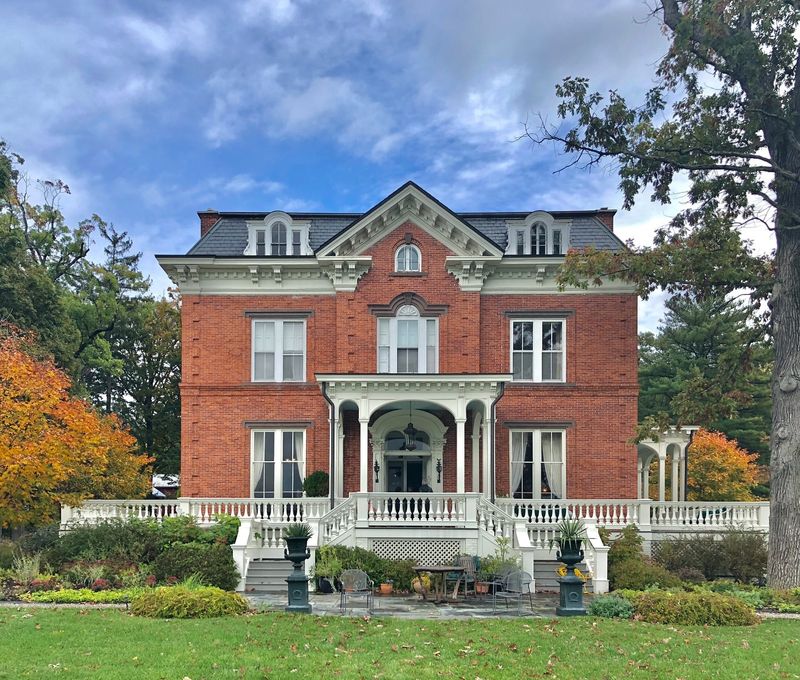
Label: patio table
xmin=414 ymin=565 xmax=465 ymax=603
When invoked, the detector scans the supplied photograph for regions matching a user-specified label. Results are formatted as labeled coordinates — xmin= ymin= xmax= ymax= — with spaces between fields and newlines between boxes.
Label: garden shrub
xmin=587 ymin=594 xmax=634 ymax=619
xmin=672 ymin=566 xmax=706 ymax=583
xmin=12 ymin=552 xmax=42 ymax=587
xmin=0 ymin=540 xmax=16 ymax=569
xmin=610 ymin=558 xmax=683 ymax=591
xmin=204 ymin=514 xmax=240 ymax=545
xmin=720 ymin=529 xmax=767 ymax=583
xmin=153 ymin=541 xmax=239 ymax=590
xmin=303 ymin=471 xmax=329 ymax=497
xmin=652 ymin=529 xmax=767 ymax=583
xmin=16 ymin=524 xmax=60 ymax=557
xmin=608 ymin=526 xmax=644 ymax=565
xmin=21 ymin=588 xmax=144 ymax=604
xmin=317 ymin=545 xmax=417 ymax=590
xmin=130 ymin=585 xmax=249 ymax=618
xmin=48 ymin=519 xmax=161 ymax=567
xmin=634 ymin=590 xmax=759 ymax=626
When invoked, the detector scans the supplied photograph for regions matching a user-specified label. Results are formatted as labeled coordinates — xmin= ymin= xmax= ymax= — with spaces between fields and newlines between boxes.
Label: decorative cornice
xmin=317 ymin=256 xmax=373 ymax=292
xmin=368 ymin=292 xmax=449 ymax=317
xmin=444 ymin=256 xmax=500 ymax=292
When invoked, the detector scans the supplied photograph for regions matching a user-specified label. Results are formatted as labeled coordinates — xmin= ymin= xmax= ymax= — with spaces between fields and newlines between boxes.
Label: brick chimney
xmin=198 ymin=209 xmax=220 ymax=237
xmin=595 ymin=207 xmax=616 ymax=231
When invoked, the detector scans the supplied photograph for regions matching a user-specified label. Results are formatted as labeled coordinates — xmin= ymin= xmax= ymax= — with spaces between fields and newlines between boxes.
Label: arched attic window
xmin=395 ymin=244 xmax=421 ymax=272
xmin=531 ymin=222 xmax=547 ymax=255
xmin=506 ymin=212 xmax=567 ymax=256
xmin=271 ymin=222 xmax=287 ymax=256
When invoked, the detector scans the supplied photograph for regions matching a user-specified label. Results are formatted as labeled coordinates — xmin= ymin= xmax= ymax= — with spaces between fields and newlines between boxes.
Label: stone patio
xmin=246 ymin=590 xmax=563 ymax=618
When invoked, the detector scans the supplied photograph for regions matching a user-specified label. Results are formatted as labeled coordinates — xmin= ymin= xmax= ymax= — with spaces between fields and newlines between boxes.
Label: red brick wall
xmin=180 ymin=220 xmax=638 ymax=499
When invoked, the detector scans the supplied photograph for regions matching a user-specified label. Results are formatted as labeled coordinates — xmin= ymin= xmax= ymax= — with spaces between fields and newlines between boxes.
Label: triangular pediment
xmin=317 ymin=182 xmax=504 ymax=258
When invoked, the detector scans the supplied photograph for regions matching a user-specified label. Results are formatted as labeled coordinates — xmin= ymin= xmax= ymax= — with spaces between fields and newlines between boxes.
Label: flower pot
xmin=476 ymin=582 xmax=490 ymax=595
xmin=379 ymin=583 xmax=393 ymax=595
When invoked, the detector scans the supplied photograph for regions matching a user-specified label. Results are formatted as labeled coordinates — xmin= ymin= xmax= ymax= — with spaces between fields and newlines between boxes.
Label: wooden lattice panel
xmin=370 ymin=539 xmax=461 ymax=564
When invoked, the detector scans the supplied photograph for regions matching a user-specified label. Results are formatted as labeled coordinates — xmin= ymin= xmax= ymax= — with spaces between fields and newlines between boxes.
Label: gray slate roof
xmin=186 ymin=211 xmax=624 ymax=256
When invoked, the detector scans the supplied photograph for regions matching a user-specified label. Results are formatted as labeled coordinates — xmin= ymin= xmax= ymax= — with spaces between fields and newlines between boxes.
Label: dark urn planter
xmin=556 ymin=539 xmax=586 ymax=617
xmin=284 ymin=536 xmax=312 ymax=613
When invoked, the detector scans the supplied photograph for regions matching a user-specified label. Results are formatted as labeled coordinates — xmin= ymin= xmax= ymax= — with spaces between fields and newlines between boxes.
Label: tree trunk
xmin=767 ymin=195 xmax=800 ymax=588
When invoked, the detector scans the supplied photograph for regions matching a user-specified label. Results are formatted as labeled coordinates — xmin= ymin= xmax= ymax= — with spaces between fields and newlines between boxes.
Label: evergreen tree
xmin=639 ymin=296 xmax=772 ymax=461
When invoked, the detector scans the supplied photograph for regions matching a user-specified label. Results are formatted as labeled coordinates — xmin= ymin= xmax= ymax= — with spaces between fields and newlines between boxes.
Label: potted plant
xmin=313 ymin=547 xmax=342 ymax=593
xmin=550 ymin=518 xmax=586 ymax=563
xmin=379 ymin=580 xmax=394 ymax=595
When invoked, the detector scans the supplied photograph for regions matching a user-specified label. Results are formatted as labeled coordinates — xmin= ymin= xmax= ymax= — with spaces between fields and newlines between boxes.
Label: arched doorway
xmin=370 ymin=409 xmax=448 ymax=493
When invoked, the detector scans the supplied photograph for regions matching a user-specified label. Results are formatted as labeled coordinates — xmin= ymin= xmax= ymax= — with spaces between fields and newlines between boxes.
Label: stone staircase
xmin=245 ymin=558 xmax=293 ymax=594
xmin=533 ymin=559 xmax=592 ymax=593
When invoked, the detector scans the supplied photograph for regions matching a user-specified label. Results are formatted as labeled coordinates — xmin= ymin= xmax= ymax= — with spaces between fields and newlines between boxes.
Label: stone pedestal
xmin=284 ymin=537 xmax=312 ymax=614
xmin=555 ymin=541 xmax=586 ymax=617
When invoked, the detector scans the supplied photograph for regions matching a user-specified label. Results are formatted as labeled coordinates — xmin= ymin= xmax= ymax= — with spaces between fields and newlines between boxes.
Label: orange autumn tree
xmin=687 ymin=429 xmax=759 ymax=502
xmin=0 ymin=330 xmax=152 ymax=527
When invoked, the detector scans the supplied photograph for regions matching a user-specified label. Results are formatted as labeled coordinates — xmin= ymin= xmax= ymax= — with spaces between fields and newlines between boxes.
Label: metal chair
xmin=339 ymin=569 xmax=374 ymax=614
xmin=492 ymin=569 xmax=534 ymax=615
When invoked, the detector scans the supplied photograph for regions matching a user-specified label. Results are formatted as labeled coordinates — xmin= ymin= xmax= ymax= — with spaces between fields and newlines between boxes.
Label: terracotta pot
xmin=380 ymin=583 xmax=393 ymax=595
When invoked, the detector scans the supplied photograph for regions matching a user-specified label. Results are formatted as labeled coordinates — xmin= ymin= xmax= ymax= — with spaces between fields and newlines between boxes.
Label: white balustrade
xmin=650 ymin=501 xmax=769 ymax=530
xmin=358 ymin=493 xmax=478 ymax=525
xmin=494 ymin=499 xmax=639 ymax=528
xmin=319 ymin=497 xmax=356 ymax=542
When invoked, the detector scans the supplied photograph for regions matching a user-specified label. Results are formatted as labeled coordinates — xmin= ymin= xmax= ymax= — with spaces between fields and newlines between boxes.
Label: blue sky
xmin=2 ymin=0 xmax=700 ymax=331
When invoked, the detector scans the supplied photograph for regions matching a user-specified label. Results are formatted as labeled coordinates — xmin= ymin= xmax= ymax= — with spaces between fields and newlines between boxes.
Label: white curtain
xmin=542 ymin=432 xmax=564 ymax=499
xmin=511 ymin=432 xmax=524 ymax=497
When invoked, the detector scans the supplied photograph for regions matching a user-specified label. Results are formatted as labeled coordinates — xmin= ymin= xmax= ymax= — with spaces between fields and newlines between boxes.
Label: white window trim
xmin=508 ymin=429 xmax=566 ymax=500
xmin=509 ymin=318 xmax=566 ymax=382
xmin=395 ymin=244 xmax=422 ymax=272
xmin=505 ymin=213 xmax=570 ymax=256
xmin=377 ymin=314 xmax=438 ymax=374
xmin=251 ymin=318 xmax=307 ymax=382
xmin=245 ymin=212 xmax=311 ymax=256
xmin=251 ymin=428 xmax=306 ymax=498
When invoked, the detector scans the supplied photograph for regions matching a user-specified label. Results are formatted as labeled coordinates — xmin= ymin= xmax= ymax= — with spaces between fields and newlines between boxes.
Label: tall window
xmin=255 ymin=229 xmax=266 ymax=256
xmin=532 ymin=223 xmax=547 ymax=255
xmin=395 ymin=244 xmax=421 ymax=272
xmin=510 ymin=430 xmax=565 ymax=499
xmin=511 ymin=319 xmax=565 ymax=381
xmin=378 ymin=305 xmax=437 ymax=373
xmin=252 ymin=319 xmax=306 ymax=382
xmin=271 ymin=222 xmax=287 ymax=255
xmin=552 ymin=229 xmax=562 ymax=255
xmin=252 ymin=429 xmax=305 ymax=498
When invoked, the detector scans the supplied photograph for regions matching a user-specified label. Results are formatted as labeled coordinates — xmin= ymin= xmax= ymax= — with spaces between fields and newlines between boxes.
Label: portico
xmin=317 ymin=374 xmax=509 ymax=498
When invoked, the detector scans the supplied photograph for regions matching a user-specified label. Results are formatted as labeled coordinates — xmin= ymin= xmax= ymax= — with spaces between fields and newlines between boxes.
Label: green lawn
xmin=0 ymin=608 xmax=797 ymax=679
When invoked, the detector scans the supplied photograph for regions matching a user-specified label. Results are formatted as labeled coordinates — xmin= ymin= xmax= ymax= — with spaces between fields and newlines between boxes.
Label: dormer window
xmin=395 ymin=244 xmax=421 ymax=272
xmin=506 ymin=212 xmax=569 ymax=256
xmin=246 ymin=212 xmax=310 ymax=256
xmin=271 ymin=222 xmax=287 ymax=255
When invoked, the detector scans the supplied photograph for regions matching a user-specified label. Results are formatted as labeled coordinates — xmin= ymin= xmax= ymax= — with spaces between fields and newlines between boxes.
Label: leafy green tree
xmin=533 ymin=1 xmax=799 ymax=586
xmin=112 ymin=297 xmax=181 ymax=473
xmin=639 ymin=296 xmax=772 ymax=461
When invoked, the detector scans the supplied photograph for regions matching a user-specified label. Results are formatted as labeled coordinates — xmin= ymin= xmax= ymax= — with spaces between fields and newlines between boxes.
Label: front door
xmin=386 ymin=457 xmax=425 ymax=492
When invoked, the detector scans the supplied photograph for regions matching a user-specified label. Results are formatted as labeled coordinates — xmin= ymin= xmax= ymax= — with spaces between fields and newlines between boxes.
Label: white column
xmin=456 ymin=418 xmax=466 ymax=494
xmin=359 ymin=418 xmax=369 ymax=493
xmin=643 ymin=458 xmax=651 ymax=499
xmin=658 ymin=454 xmax=666 ymax=502
xmin=637 ymin=459 xmax=643 ymax=498
xmin=679 ymin=445 xmax=688 ymax=500
xmin=482 ymin=421 xmax=490 ymax=495
xmin=471 ymin=412 xmax=481 ymax=493
xmin=336 ymin=422 xmax=345 ymax=499
xmin=671 ymin=450 xmax=679 ymax=501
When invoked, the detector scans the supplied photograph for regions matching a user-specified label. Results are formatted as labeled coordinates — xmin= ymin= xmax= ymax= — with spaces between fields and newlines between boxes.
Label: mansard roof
xmin=184 ymin=180 xmax=624 ymax=256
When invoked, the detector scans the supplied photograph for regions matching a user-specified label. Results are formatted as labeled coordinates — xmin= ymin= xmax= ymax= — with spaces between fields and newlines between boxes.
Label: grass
xmin=0 ymin=608 xmax=797 ymax=679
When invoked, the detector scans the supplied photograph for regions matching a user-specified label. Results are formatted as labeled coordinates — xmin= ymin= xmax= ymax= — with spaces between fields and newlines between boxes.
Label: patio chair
xmin=339 ymin=569 xmax=374 ymax=614
xmin=445 ymin=555 xmax=478 ymax=598
xmin=492 ymin=569 xmax=534 ymax=615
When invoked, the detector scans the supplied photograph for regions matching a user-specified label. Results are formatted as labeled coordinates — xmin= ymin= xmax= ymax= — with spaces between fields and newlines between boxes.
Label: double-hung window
xmin=378 ymin=305 xmax=437 ymax=373
xmin=252 ymin=319 xmax=306 ymax=382
xmin=511 ymin=319 xmax=565 ymax=381
xmin=252 ymin=429 xmax=305 ymax=498
xmin=510 ymin=430 xmax=565 ymax=499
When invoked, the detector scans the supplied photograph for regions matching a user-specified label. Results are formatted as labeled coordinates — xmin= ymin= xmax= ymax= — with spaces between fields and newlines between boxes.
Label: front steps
xmin=533 ymin=559 xmax=592 ymax=593
xmin=245 ymin=558 xmax=293 ymax=594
